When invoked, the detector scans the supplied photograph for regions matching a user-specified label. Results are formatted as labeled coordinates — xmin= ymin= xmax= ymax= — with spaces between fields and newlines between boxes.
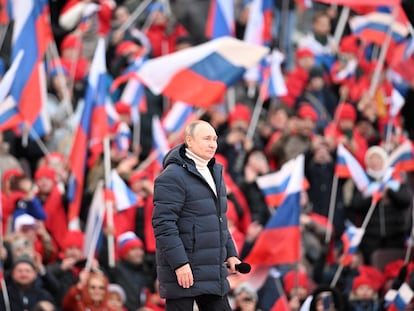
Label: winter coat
xmin=152 ymin=144 xmax=238 ymax=299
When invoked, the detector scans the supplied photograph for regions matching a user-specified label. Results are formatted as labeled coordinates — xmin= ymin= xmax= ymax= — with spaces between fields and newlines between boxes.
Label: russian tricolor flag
xmin=340 ymin=223 xmax=365 ymax=266
xmin=256 ymin=157 xmax=297 ymax=208
xmin=68 ymin=38 xmax=109 ymax=229
xmin=384 ymin=283 xmax=414 ymax=311
xmin=245 ymin=154 xmax=303 ymax=266
xmin=152 ymin=115 xmax=170 ymax=166
xmin=113 ymin=122 xmax=131 ymax=156
xmin=243 ymin=0 xmax=273 ymax=46
xmin=110 ymin=170 xmax=138 ymax=212
xmin=260 ymin=50 xmax=287 ymax=101
xmin=349 ymin=11 xmax=409 ymax=46
xmin=387 ymin=140 xmax=414 ymax=174
xmin=9 ymin=0 xmax=52 ymax=130
xmin=136 ymin=37 xmax=269 ymax=108
xmin=162 ymin=101 xmax=195 ymax=134
xmin=205 ymin=0 xmax=235 ymax=39
xmin=335 ymin=144 xmax=370 ymax=194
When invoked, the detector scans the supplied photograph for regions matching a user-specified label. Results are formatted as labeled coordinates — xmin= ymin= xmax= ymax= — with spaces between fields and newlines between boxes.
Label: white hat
xmin=108 ymin=283 xmax=126 ymax=303
xmin=14 ymin=214 xmax=37 ymax=232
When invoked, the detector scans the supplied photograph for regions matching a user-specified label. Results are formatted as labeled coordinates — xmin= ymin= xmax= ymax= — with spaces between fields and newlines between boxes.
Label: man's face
xmin=186 ymin=123 xmax=218 ymax=161
xmin=12 ymin=262 xmax=37 ymax=287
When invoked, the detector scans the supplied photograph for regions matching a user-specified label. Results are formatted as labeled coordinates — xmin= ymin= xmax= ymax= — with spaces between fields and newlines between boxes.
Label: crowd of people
xmin=1 ymin=0 xmax=414 ymax=310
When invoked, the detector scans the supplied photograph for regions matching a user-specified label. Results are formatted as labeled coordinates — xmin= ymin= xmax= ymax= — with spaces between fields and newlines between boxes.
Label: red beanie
xmin=384 ymin=259 xmax=405 ymax=281
xmin=116 ymin=41 xmax=141 ymax=56
xmin=34 ymin=166 xmax=56 ymax=183
xmin=283 ymin=270 xmax=309 ymax=294
xmin=352 ymin=275 xmax=376 ymax=291
xmin=117 ymin=231 xmax=144 ymax=259
xmin=228 ymin=104 xmax=251 ymax=126
xmin=339 ymin=35 xmax=359 ymax=55
xmin=115 ymin=101 xmax=131 ymax=115
xmin=296 ymin=48 xmax=314 ymax=60
xmin=2 ymin=168 xmax=24 ymax=184
xmin=358 ymin=265 xmax=384 ymax=291
xmin=63 ymin=230 xmax=84 ymax=250
xmin=335 ymin=102 xmax=357 ymax=122
xmin=297 ymin=104 xmax=318 ymax=122
xmin=60 ymin=34 xmax=83 ymax=51
xmin=129 ymin=169 xmax=151 ymax=186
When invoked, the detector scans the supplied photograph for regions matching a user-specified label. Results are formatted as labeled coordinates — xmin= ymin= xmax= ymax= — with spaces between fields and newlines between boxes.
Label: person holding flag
xmin=344 ymin=145 xmax=412 ymax=265
xmin=153 ymin=120 xmax=241 ymax=311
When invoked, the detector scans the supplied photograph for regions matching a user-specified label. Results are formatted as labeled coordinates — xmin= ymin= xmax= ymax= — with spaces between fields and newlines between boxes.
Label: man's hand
xmin=175 ymin=263 xmax=194 ymax=288
xmin=226 ymin=256 xmax=242 ymax=273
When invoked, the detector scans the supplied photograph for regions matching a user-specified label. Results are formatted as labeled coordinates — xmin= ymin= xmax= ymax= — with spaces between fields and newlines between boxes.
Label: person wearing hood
xmin=343 ymin=145 xmax=412 ymax=264
xmin=152 ymin=120 xmax=241 ymax=311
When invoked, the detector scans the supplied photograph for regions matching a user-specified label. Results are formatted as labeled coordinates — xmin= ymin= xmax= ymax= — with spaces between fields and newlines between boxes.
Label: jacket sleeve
xmin=152 ymin=169 xmax=190 ymax=271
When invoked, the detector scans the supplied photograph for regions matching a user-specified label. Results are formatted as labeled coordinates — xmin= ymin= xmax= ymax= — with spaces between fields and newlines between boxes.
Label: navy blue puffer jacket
xmin=152 ymin=144 xmax=238 ymax=299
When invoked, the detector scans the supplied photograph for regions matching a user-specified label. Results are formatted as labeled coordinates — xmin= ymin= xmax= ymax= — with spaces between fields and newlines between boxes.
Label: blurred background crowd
xmin=1 ymin=0 xmax=414 ymax=310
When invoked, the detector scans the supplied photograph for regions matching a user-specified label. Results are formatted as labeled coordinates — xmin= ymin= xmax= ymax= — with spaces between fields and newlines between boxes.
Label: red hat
xmin=358 ymin=265 xmax=384 ymax=291
xmin=352 ymin=275 xmax=377 ymax=291
xmin=44 ymin=152 xmax=66 ymax=165
xmin=2 ymin=168 xmax=24 ymax=184
xmin=283 ymin=270 xmax=309 ymax=294
xmin=339 ymin=35 xmax=359 ymax=55
xmin=228 ymin=104 xmax=251 ymax=126
xmin=129 ymin=169 xmax=151 ymax=185
xmin=115 ymin=101 xmax=131 ymax=115
xmin=335 ymin=102 xmax=357 ymax=122
xmin=60 ymin=34 xmax=83 ymax=51
xmin=62 ymin=230 xmax=84 ymax=250
xmin=297 ymin=104 xmax=318 ymax=122
xmin=34 ymin=166 xmax=56 ymax=183
xmin=117 ymin=231 xmax=144 ymax=259
xmin=384 ymin=259 xmax=405 ymax=281
xmin=116 ymin=41 xmax=140 ymax=56
xmin=296 ymin=48 xmax=314 ymax=60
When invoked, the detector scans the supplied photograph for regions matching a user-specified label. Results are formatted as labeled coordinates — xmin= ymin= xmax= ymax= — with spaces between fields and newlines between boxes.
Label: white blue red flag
xmin=136 ymin=37 xmax=269 ymax=108
xmin=162 ymin=101 xmax=196 ymax=134
xmin=384 ymin=283 xmax=414 ymax=311
xmin=387 ymin=140 xmax=414 ymax=174
xmin=68 ymin=38 xmax=110 ymax=229
xmin=335 ymin=144 xmax=371 ymax=194
xmin=259 ymin=50 xmax=287 ymax=100
xmin=8 ymin=0 xmax=52 ymax=132
xmin=113 ymin=122 xmax=131 ymax=156
xmin=245 ymin=155 xmax=303 ymax=265
xmin=205 ymin=0 xmax=235 ymax=39
xmin=152 ymin=115 xmax=170 ymax=166
xmin=340 ymin=223 xmax=365 ymax=266
xmin=110 ymin=170 xmax=138 ymax=212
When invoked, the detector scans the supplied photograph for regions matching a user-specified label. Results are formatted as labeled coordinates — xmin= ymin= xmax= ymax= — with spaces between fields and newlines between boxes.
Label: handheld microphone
xmin=226 ymin=262 xmax=251 ymax=274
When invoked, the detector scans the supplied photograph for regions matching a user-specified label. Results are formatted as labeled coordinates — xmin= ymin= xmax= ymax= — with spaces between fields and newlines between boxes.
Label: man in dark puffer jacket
xmin=152 ymin=120 xmax=241 ymax=311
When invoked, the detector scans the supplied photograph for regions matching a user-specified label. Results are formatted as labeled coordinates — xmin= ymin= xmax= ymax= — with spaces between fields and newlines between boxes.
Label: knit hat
xmin=13 ymin=254 xmax=36 ymax=270
xmin=115 ymin=101 xmax=131 ymax=115
xmin=129 ymin=169 xmax=151 ymax=185
xmin=296 ymin=48 xmax=314 ymax=60
xmin=297 ymin=104 xmax=318 ymax=122
xmin=117 ymin=231 xmax=144 ymax=259
xmin=358 ymin=265 xmax=384 ymax=291
xmin=335 ymin=102 xmax=357 ymax=122
xmin=384 ymin=259 xmax=405 ymax=281
xmin=228 ymin=104 xmax=251 ymax=127
xmin=62 ymin=230 xmax=84 ymax=250
xmin=108 ymin=283 xmax=127 ymax=304
xmin=339 ymin=35 xmax=359 ymax=55
xmin=2 ymin=168 xmax=24 ymax=184
xmin=14 ymin=214 xmax=37 ymax=232
xmin=364 ymin=145 xmax=388 ymax=167
xmin=34 ymin=166 xmax=56 ymax=183
xmin=284 ymin=270 xmax=309 ymax=294
xmin=352 ymin=275 xmax=376 ymax=291
xmin=234 ymin=282 xmax=258 ymax=301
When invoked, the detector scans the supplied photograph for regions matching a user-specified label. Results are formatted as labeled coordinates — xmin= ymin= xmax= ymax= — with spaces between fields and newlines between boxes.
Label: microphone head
xmin=236 ymin=262 xmax=251 ymax=274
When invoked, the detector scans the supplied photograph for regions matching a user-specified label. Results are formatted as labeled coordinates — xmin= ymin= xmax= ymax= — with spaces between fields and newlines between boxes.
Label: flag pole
xmin=333 ymin=6 xmax=350 ymax=51
xmin=119 ymin=0 xmax=153 ymax=32
xmin=233 ymin=90 xmax=265 ymax=174
xmin=368 ymin=7 xmax=397 ymax=97
xmin=325 ymin=174 xmax=339 ymax=244
xmin=0 ymin=170 xmax=10 ymax=311
xmin=103 ymin=137 xmax=115 ymax=267
xmin=331 ymin=198 xmax=378 ymax=287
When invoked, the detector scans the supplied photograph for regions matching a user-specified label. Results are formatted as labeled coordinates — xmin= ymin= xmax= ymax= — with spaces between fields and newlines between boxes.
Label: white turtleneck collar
xmin=185 ymin=148 xmax=217 ymax=196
